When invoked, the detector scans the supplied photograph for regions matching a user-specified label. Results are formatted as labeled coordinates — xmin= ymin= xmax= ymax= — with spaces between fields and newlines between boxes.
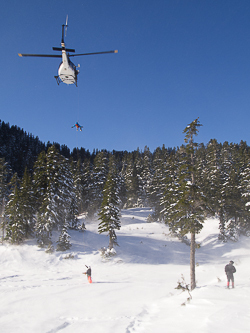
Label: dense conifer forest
xmin=1 ymin=119 xmax=250 ymax=251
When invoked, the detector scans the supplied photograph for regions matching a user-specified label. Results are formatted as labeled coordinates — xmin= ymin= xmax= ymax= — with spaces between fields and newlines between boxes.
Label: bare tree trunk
xmin=190 ymin=232 xmax=196 ymax=290
xmin=109 ymin=230 xmax=114 ymax=250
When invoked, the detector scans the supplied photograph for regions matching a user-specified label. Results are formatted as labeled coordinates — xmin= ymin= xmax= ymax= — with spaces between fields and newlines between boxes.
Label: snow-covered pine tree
xmin=194 ymin=142 xmax=208 ymax=202
xmin=217 ymin=142 xmax=242 ymax=240
xmin=33 ymin=150 xmax=51 ymax=247
xmin=45 ymin=145 xmax=65 ymax=228
xmin=66 ymin=196 xmax=79 ymax=230
xmin=81 ymin=159 xmax=94 ymax=216
xmin=164 ymin=118 xmax=206 ymax=290
xmin=238 ymin=141 xmax=250 ymax=236
xmin=133 ymin=148 xmax=147 ymax=207
xmin=221 ymin=142 xmax=250 ymax=240
xmin=216 ymin=141 xmax=231 ymax=240
xmin=148 ymin=146 xmax=168 ymax=219
xmin=183 ymin=118 xmax=206 ymax=290
xmin=0 ymin=158 xmax=9 ymax=239
xmin=5 ymin=173 xmax=25 ymax=244
xmin=18 ymin=167 xmax=36 ymax=237
xmin=160 ymin=148 xmax=181 ymax=230
xmin=91 ymin=151 xmax=109 ymax=215
xmin=98 ymin=155 xmax=121 ymax=250
xmin=141 ymin=146 xmax=153 ymax=207
xmin=0 ymin=158 xmax=9 ymax=212
xmin=33 ymin=150 xmax=47 ymax=210
xmin=72 ymin=159 xmax=84 ymax=214
xmin=35 ymin=200 xmax=53 ymax=247
xmin=34 ymin=146 xmax=74 ymax=247
xmin=202 ymin=139 xmax=222 ymax=215
xmin=56 ymin=219 xmax=72 ymax=251
xmin=132 ymin=147 xmax=153 ymax=207
xmin=60 ymin=155 xmax=77 ymax=232
xmin=35 ymin=146 xmax=62 ymax=245
xmin=124 ymin=153 xmax=140 ymax=208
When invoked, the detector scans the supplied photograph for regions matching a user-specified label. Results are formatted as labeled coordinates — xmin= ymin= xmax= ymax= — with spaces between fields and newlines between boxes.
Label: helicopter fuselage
xmin=57 ymin=47 xmax=78 ymax=85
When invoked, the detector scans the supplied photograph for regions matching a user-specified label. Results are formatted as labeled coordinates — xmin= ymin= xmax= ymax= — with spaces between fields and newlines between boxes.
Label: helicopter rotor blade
xmin=65 ymin=15 xmax=68 ymax=37
xmin=18 ymin=53 xmax=62 ymax=58
xmin=69 ymin=50 xmax=118 ymax=57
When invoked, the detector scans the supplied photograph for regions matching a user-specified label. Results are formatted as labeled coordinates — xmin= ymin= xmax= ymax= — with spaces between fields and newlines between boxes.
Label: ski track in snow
xmin=1 ymin=208 xmax=250 ymax=332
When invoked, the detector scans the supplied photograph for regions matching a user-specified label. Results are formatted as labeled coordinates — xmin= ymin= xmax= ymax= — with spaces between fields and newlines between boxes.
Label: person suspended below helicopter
xmin=72 ymin=122 xmax=83 ymax=131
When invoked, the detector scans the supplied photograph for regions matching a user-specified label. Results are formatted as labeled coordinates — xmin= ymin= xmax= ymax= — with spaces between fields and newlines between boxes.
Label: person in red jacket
xmin=83 ymin=265 xmax=92 ymax=283
xmin=225 ymin=260 xmax=236 ymax=288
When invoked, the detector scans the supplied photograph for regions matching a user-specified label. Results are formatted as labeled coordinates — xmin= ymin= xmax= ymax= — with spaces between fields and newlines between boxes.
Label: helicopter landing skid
xmin=54 ymin=76 xmax=61 ymax=85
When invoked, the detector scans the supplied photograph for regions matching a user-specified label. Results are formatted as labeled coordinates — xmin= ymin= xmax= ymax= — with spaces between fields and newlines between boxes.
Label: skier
xmin=225 ymin=260 xmax=236 ymax=288
xmin=83 ymin=265 xmax=92 ymax=283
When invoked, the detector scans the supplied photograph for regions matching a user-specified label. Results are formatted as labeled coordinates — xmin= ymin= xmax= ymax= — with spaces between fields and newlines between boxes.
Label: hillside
xmin=0 ymin=208 xmax=250 ymax=332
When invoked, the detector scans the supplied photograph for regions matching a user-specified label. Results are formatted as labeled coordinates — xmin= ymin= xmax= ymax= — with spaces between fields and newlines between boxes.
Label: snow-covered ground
xmin=0 ymin=208 xmax=250 ymax=333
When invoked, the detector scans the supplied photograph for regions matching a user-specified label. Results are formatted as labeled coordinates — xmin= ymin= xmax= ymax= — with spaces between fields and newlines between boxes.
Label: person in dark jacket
xmin=83 ymin=265 xmax=92 ymax=283
xmin=225 ymin=260 xmax=236 ymax=288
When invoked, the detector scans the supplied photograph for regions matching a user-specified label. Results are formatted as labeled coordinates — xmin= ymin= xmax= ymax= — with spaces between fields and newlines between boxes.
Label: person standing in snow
xmin=83 ymin=265 xmax=92 ymax=283
xmin=225 ymin=260 xmax=236 ymax=288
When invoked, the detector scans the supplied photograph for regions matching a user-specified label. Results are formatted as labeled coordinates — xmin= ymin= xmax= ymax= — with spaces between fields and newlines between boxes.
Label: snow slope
xmin=0 ymin=208 xmax=250 ymax=333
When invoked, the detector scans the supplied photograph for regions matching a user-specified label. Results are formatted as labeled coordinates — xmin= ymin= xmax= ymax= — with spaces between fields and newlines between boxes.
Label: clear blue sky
xmin=1 ymin=0 xmax=250 ymax=153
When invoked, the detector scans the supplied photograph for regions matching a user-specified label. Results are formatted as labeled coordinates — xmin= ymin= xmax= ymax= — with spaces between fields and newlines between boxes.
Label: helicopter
xmin=18 ymin=16 xmax=118 ymax=86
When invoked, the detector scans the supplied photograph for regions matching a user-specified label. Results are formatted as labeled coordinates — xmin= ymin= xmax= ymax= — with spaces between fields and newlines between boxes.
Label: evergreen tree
xmin=81 ymin=159 xmax=94 ymax=216
xmin=217 ymin=142 xmax=242 ymax=240
xmin=66 ymin=194 xmax=79 ymax=230
xmin=0 ymin=158 xmax=9 ymax=219
xmin=183 ymin=118 xmax=206 ymax=290
xmin=220 ymin=142 xmax=250 ymax=240
xmin=140 ymin=146 xmax=153 ymax=206
xmin=72 ymin=159 xmax=84 ymax=213
xmin=5 ymin=173 xmax=25 ymax=244
xmin=98 ymin=156 xmax=121 ymax=249
xmin=239 ymin=142 xmax=250 ymax=236
xmin=56 ymin=220 xmax=72 ymax=251
xmin=202 ymin=139 xmax=222 ymax=215
xmin=19 ymin=167 xmax=36 ymax=237
xmin=91 ymin=151 xmax=109 ymax=214
xmin=40 ymin=146 xmax=62 ymax=227
xmin=0 ymin=120 xmax=46 ymax=178
xmin=59 ymin=154 xmax=77 ymax=231
xmin=33 ymin=150 xmax=51 ymax=247
xmin=33 ymin=150 xmax=47 ymax=210
xmin=160 ymin=148 xmax=181 ymax=230
xmin=124 ymin=153 xmax=140 ymax=208
xmin=164 ymin=118 xmax=206 ymax=290
xmin=120 ymin=153 xmax=129 ymax=207
xmin=149 ymin=146 xmax=168 ymax=219
xmin=34 ymin=146 xmax=74 ymax=247
xmin=134 ymin=148 xmax=145 ymax=206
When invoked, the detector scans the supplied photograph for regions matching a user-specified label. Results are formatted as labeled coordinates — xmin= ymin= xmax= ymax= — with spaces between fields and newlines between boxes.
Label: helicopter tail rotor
xmin=65 ymin=15 xmax=68 ymax=37
xmin=57 ymin=16 xmax=75 ymax=52
xmin=61 ymin=15 xmax=68 ymax=45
